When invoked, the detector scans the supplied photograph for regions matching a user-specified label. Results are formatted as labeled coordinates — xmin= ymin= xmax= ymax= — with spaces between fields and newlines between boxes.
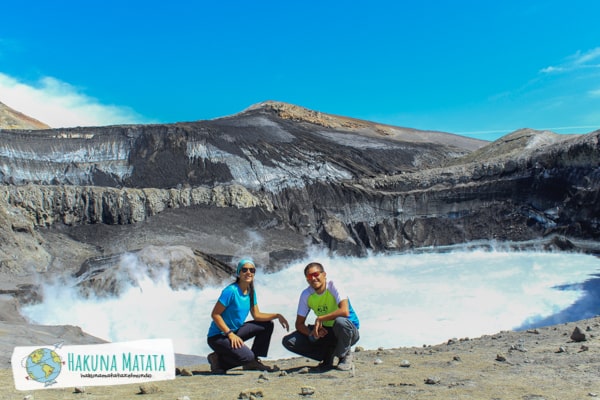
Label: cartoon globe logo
xmin=24 ymin=348 xmax=63 ymax=386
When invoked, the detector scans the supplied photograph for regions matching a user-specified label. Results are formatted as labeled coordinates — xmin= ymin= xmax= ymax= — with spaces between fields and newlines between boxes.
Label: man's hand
xmin=312 ymin=318 xmax=328 ymax=338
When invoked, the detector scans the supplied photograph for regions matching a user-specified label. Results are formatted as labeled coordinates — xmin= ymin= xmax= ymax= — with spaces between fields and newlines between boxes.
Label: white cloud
xmin=0 ymin=72 xmax=149 ymax=128
xmin=539 ymin=66 xmax=563 ymax=74
xmin=571 ymin=47 xmax=600 ymax=65
xmin=589 ymin=88 xmax=600 ymax=98
xmin=541 ymin=47 xmax=600 ymax=74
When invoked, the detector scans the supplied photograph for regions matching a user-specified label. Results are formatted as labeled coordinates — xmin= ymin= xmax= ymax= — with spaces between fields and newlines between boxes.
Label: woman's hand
xmin=277 ymin=314 xmax=290 ymax=331
xmin=228 ymin=333 xmax=244 ymax=349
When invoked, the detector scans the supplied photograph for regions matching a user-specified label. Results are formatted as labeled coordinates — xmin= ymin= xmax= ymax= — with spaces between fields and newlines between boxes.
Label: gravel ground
xmin=1 ymin=316 xmax=599 ymax=399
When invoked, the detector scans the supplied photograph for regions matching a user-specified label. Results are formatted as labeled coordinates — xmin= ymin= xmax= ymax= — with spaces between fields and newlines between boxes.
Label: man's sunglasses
xmin=240 ymin=267 xmax=256 ymax=274
xmin=306 ymin=271 xmax=321 ymax=279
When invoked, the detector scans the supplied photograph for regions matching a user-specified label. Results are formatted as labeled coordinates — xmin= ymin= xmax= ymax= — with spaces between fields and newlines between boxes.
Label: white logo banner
xmin=12 ymin=339 xmax=175 ymax=390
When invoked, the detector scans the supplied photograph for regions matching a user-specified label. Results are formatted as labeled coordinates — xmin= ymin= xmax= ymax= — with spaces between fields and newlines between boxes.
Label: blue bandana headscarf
xmin=236 ymin=258 xmax=255 ymax=276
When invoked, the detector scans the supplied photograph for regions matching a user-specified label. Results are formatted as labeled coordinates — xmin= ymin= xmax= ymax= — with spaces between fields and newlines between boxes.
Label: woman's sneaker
xmin=242 ymin=358 xmax=278 ymax=372
xmin=207 ymin=352 xmax=225 ymax=374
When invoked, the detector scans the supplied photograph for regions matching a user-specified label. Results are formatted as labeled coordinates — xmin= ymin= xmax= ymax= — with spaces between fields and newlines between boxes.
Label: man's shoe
xmin=207 ymin=352 xmax=225 ymax=374
xmin=336 ymin=352 xmax=354 ymax=371
xmin=311 ymin=360 xmax=335 ymax=372
xmin=242 ymin=358 xmax=278 ymax=372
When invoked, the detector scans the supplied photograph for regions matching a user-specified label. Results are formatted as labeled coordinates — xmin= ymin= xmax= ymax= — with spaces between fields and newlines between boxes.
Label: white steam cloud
xmin=21 ymin=248 xmax=600 ymax=361
xmin=0 ymin=72 xmax=149 ymax=128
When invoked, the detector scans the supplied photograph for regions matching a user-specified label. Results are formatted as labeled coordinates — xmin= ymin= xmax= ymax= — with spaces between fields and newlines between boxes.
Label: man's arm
xmin=316 ymin=298 xmax=350 ymax=323
xmin=295 ymin=314 xmax=328 ymax=339
xmin=294 ymin=314 xmax=311 ymax=336
xmin=313 ymin=299 xmax=350 ymax=334
xmin=315 ymin=299 xmax=350 ymax=331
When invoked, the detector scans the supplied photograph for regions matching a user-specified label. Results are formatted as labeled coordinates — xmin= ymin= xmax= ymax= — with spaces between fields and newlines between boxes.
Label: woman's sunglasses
xmin=306 ymin=271 xmax=321 ymax=279
xmin=240 ymin=267 xmax=256 ymax=274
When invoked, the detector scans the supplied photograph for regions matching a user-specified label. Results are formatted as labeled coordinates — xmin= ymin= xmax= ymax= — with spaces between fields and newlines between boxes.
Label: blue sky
xmin=1 ymin=1 xmax=599 ymax=141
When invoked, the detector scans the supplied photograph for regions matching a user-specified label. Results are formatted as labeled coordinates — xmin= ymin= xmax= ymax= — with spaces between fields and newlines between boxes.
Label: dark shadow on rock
xmin=280 ymin=366 xmax=315 ymax=374
xmin=516 ymin=272 xmax=600 ymax=330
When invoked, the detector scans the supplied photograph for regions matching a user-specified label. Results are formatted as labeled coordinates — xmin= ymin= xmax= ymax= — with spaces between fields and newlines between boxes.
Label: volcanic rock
xmin=1 ymin=101 xmax=598 ymax=280
xmin=570 ymin=326 xmax=588 ymax=342
xmin=0 ymin=100 xmax=599 ymax=364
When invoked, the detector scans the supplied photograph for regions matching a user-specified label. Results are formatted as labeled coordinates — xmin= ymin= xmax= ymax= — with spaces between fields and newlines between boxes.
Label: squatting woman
xmin=207 ymin=258 xmax=289 ymax=373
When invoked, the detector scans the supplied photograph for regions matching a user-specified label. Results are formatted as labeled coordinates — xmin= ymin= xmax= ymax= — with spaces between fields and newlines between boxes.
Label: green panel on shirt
xmin=307 ymin=290 xmax=338 ymax=327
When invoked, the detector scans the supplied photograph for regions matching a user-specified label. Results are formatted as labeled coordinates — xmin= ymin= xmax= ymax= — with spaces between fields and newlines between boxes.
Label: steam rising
xmin=22 ymin=249 xmax=600 ymax=361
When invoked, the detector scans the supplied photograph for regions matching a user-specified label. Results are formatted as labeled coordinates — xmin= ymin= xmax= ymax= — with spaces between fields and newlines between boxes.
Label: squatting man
xmin=282 ymin=261 xmax=360 ymax=371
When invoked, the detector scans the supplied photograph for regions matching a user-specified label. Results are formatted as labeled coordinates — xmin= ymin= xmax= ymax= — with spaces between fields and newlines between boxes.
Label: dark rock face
xmin=0 ymin=108 xmax=475 ymax=189
xmin=1 ymin=101 xmax=599 ymax=297
xmin=71 ymin=245 xmax=233 ymax=297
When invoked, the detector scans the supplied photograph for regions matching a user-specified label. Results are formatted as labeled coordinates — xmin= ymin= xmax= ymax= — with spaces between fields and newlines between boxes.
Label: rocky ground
xmin=1 ymin=316 xmax=599 ymax=400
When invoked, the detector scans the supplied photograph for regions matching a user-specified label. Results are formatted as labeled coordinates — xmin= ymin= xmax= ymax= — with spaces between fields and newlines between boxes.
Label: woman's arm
xmin=210 ymin=301 xmax=244 ymax=348
xmin=251 ymin=305 xmax=289 ymax=331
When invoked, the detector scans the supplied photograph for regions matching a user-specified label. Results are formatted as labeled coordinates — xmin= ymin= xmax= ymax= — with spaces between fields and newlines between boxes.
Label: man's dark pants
xmin=282 ymin=317 xmax=359 ymax=364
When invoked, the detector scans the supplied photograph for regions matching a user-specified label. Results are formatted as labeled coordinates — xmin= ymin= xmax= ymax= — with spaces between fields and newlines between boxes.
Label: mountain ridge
xmin=0 ymin=101 xmax=50 ymax=130
xmin=0 ymin=98 xmax=489 ymax=150
xmin=1 ymin=98 xmax=584 ymax=157
xmin=235 ymin=100 xmax=488 ymax=151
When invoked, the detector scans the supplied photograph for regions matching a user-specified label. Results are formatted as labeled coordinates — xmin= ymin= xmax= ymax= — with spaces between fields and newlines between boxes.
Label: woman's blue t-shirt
xmin=207 ymin=283 xmax=257 ymax=337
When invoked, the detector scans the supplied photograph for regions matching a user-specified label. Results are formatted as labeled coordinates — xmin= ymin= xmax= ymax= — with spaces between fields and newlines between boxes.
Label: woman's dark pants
xmin=207 ymin=320 xmax=274 ymax=371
